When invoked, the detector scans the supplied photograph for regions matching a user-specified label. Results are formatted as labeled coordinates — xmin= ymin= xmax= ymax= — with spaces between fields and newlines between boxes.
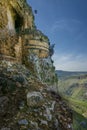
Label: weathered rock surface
xmin=0 ymin=61 xmax=72 ymax=130
xmin=0 ymin=96 xmax=9 ymax=116
xmin=0 ymin=0 xmax=73 ymax=130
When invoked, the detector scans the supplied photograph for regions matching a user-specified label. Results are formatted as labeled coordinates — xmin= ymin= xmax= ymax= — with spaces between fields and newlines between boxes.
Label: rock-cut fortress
xmin=0 ymin=0 xmax=50 ymax=65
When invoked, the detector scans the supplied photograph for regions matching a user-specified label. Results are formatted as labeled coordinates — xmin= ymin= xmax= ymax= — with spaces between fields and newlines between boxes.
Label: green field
xmin=57 ymin=71 xmax=87 ymax=129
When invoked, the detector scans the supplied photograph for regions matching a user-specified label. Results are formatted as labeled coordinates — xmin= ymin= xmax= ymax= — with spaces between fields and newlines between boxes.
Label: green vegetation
xmin=58 ymin=75 xmax=87 ymax=101
xmin=73 ymin=111 xmax=87 ymax=130
xmin=57 ymin=70 xmax=87 ymax=129
xmin=64 ymin=96 xmax=87 ymax=116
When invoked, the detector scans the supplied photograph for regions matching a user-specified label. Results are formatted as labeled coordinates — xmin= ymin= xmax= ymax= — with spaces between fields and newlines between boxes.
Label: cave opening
xmin=15 ymin=13 xmax=24 ymax=33
xmin=10 ymin=6 xmax=24 ymax=33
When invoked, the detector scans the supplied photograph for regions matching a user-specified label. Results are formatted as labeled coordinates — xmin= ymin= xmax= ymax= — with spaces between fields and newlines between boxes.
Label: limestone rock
xmin=0 ymin=0 xmax=50 ymax=64
xmin=0 ymin=0 xmax=72 ymax=130
xmin=18 ymin=119 xmax=28 ymax=125
xmin=27 ymin=91 xmax=43 ymax=107
xmin=0 ymin=61 xmax=72 ymax=130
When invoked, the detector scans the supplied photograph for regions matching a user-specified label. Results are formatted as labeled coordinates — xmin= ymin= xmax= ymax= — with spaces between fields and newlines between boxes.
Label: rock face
xmin=0 ymin=62 xmax=72 ymax=130
xmin=0 ymin=0 xmax=49 ymax=63
xmin=0 ymin=0 xmax=73 ymax=130
xmin=0 ymin=0 xmax=57 ymax=90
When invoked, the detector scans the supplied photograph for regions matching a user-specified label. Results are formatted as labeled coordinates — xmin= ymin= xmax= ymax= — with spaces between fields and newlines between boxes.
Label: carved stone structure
xmin=0 ymin=0 xmax=50 ymax=64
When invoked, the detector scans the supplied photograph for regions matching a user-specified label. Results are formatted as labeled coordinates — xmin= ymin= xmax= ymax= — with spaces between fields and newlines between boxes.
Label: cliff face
xmin=0 ymin=0 xmax=57 ymax=90
xmin=0 ymin=0 xmax=72 ymax=130
xmin=0 ymin=0 xmax=49 ymax=61
xmin=0 ymin=0 xmax=34 ymax=30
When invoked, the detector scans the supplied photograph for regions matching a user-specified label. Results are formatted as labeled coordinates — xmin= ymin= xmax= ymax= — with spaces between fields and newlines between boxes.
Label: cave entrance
xmin=14 ymin=12 xmax=24 ymax=33
xmin=9 ymin=6 xmax=24 ymax=33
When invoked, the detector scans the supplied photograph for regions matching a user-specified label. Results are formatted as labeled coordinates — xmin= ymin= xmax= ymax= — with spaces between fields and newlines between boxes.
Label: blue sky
xmin=27 ymin=0 xmax=87 ymax=71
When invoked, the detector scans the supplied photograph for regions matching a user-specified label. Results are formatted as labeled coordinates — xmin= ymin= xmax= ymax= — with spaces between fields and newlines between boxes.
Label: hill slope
xmin=57 ymin=70 xmax=87 ymax=130
xmin=56 ymin=70 xmax=87 ymax=79
xmin=58 ymin=74 xmax=87 ymax=101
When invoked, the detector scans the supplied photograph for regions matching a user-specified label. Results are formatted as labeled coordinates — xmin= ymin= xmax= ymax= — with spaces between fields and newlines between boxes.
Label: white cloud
xmin=52 ymin=53 xmax=87 ymax=71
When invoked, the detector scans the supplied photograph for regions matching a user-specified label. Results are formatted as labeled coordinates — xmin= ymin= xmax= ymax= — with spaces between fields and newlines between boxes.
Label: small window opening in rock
xmin=40 ymin=38 xmax=43 ymax=41
xmin=39 ymin=50 xmax=42 ymax=54
xmin=25 ymin=39 xmax=29 ymax=46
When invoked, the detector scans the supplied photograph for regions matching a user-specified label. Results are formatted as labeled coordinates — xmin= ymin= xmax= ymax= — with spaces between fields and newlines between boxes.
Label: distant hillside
xmin=57 ymin=71 xmax=87 ymax=116
xmin=58 ymin=74 xmax=87 ymax=101
xmin=56 ymin=70 xmax=87 ymax=79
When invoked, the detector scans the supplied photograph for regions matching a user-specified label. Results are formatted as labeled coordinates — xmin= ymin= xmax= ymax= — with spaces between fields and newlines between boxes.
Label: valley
xmin=57 ymin=70 xmax=87 ymax=130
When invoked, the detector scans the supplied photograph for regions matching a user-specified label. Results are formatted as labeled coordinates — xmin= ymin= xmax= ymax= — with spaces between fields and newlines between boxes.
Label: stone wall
xmin=0 ymin=0 xmax=50 ymax=64
xmin=0 ymin=31 xmax=19 ymax=62
xmin=24 ymin=39 xmax=49 ymax=58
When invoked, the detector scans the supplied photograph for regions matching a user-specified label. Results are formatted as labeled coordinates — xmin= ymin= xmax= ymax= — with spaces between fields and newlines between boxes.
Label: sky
xmin=27 ymin=0 xmax=87 ymax=71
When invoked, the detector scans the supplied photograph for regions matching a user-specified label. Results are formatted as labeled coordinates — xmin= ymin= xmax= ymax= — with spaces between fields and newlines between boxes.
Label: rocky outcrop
xmin=0 ymin=61 xmax=72 ymax=130
xmin=0 ymin=0 xmax=73 ymax=129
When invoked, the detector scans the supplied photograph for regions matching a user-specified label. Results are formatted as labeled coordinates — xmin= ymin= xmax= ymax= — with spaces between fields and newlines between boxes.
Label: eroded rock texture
xmin=0 ymin=0 xmax=73 ymax=130
xmin=0 ymin=0 xmax=49 ymax=63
